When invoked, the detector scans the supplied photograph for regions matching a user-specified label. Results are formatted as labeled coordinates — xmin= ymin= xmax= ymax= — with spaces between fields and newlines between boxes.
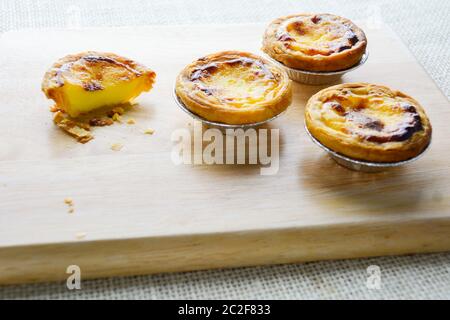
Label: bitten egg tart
xmin=305 ymin=83 xmax=432 ymax=163
xmin=175 ymin=51 xmax=292 ymax=125
xmin=262 ymin=13 xmax=367 ymax=72
xmin=42 ymin=51 xmax=156 ymax=117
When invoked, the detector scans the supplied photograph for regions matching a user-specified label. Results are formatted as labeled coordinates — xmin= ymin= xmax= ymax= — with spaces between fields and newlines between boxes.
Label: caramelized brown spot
xmin=361 ymin=105 xmax=423 ymax=143
xmin=332 ymin=30 xmax=359 ymax=53
xmin=337 ymin=45 xmax=352 ymax=53
xmin=365 ymin=119 xmax=422 ymax=143
xmin=327 ymin=102 xmax=346 ymax=115
xmin=82 ymin=55 xmax=117 ymax=64
xmin=364 ymin=120 xmax=384 ymax=131
xmin=311 ymin=15 xmax=322 ymax=24
xmin=289 ymin=21 xmax=305 ymax=35
xmin=345 ymin=30 xmax=359 ymax=45
xmin=83 ymin=55 xmax=117 ymax=64
xmin=278 ymin=33 xmax=294 ymax=41
xmin=226 ymin=58 xmax=246 ymax=65
xmin=401 ymin=103 xmax=417 ymax=113
xmin=83 ymin=82 xmax=103 ymax=91
xmin=190 ymin=63 xmax=219 ymax=81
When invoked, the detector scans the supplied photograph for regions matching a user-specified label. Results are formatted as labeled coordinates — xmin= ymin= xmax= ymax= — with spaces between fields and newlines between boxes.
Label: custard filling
xmin=189 ymin=57 xmax=280 ymax=108
xmin=318 ymin=87 xmax=423 ymax=143
xmin=277 ymin=15 xmax=360 ymax=56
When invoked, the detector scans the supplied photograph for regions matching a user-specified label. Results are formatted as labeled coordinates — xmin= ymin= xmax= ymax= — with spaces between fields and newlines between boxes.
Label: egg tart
xmin=262 ymin=13 xmax=367 ymax=72
xmin=42 ymin=51 xmax=156 ymax=117
xmin=175 ymin=51 xmax=292 ymax=125
xmin=305 ymin=83 xmax=432 ymax=163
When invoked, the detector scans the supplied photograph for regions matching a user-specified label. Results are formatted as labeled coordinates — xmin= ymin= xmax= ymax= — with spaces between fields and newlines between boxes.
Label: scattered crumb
xmin=143 ymin=128 xmax=155 ymax=135
xmin=111 ymin=143 xmax=123 ymax=151
xmin=112 ymin=106 xmax=125 ymax=115
xmin=64 ymin=197 xmax=75 ymax=214
xmin=127 ymin=118 xmax=136 ymax=125
xmin=112 ymin=113 xmax=122 ymax=122
xmin=75 ymin=232 xmax=86 ymax=240
xmin=54 ymin=111 xmax=93 ymax=143
xmin=107 ymin=106 xmax=125 ymax=117
xmin=89 ymin=117 xmax=114 ymax=127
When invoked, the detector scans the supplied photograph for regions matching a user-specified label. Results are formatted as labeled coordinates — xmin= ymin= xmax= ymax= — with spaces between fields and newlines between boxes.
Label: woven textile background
xmin=0 ymin=0 xmax=449 ymax=299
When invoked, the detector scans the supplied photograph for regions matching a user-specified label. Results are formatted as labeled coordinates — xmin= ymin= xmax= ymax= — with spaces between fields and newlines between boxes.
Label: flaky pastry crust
xmin=305 ymin=83 xmax=432 ymax=163
xmin=175 ymin=51 xmax=292 ymax=124
xmin=262 ymin=13 xmax=367 ymax=72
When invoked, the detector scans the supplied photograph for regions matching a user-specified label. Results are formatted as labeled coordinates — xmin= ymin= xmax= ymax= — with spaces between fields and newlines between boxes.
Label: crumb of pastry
xmin=107 ymin=106 xmax=125 ymax=117
xmin=127 ymin=118 xmax=136 ymax=125
xmin=64 ymin=197 xmax=73 ymax=206
xmin=143 ymin=128 xmax=155 ymax=135
xmin=65 ymin=197 xmax=75 ymax=214
xmin=112 ymin=106 xmax=125 ymax=115
xmin=111 ymin=113 xmax=122 ymax=122
xmin=111 ymin=143 xmax=123 ymax=151
xmin=54 ymin=111 xmax=93 ymax=143
xmin=89 ymin=117 xmax=114 ymax=126
xmin=75 ymin=232 xmax=86 ymax=239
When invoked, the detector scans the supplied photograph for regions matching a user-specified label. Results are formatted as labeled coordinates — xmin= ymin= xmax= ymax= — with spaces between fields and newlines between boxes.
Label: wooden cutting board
xmin=0 ymin=23 xmax=449 ymax=285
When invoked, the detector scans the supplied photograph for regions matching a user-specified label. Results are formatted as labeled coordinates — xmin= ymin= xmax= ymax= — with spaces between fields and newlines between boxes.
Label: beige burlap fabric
xmin=0 ymin=0 xmax=449 ymax=299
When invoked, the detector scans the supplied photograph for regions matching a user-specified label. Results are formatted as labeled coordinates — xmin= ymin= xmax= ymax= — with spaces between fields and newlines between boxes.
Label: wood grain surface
xmin=0 ymin=23 xmax=449 ymax=284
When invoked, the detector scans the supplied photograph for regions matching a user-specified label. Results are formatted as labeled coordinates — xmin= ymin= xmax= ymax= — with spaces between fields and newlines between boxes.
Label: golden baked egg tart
xmin=262 ymin=13 xmax=367 ymax=72
xmin=305 ymin=83 xmax=432 ymax=163
xmin=175 ymin=51 xmax=292 ymax=125
xmin=42 ymin=51 xmax=156 ymax=117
